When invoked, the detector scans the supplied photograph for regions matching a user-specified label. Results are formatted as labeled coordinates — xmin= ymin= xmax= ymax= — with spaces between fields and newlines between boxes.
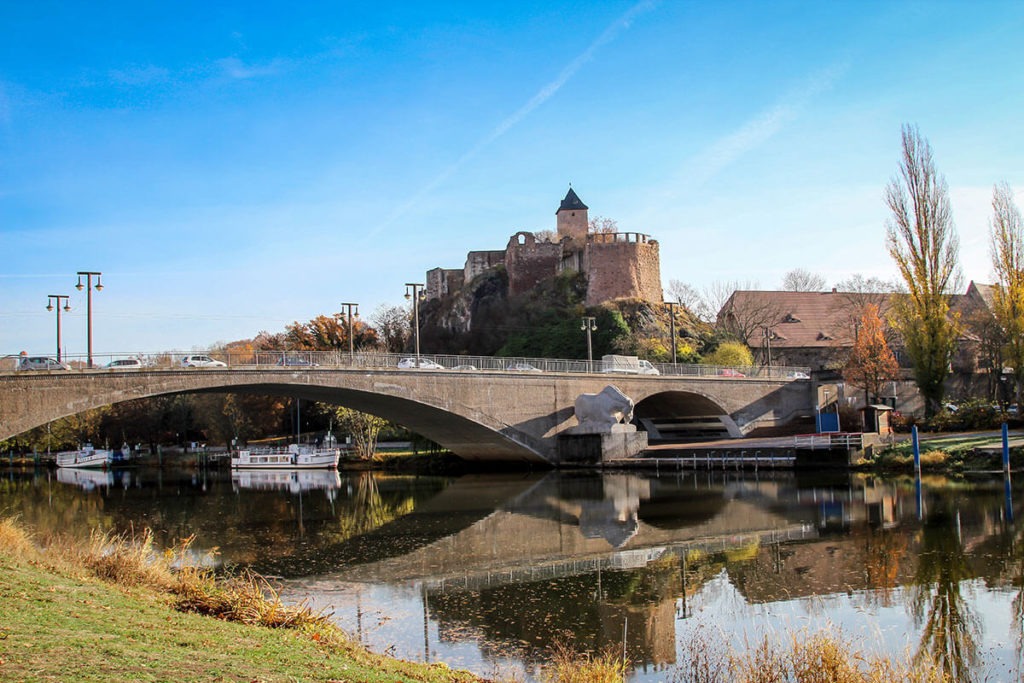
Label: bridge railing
xmin=1 ymin=350 xmax=811 ymax=381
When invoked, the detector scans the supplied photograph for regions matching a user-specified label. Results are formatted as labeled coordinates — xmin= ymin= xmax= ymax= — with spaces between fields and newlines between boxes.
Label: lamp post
xmin=665 ymin=301 xmax=680 ymax=365
xmin=581 ymin=316 xmax=597 ymax=372
xmin=762 ymin=326 xmax=773 ymax=371
xmin=404 ymin=283 xmax=425 ymax=367
xmin=340 ymin=302 xmax=359 ymax=361
xmin=75 ymin=271 xmax=103 ymax=368
xmin=46 ymin=295 xmax=71 ymax=362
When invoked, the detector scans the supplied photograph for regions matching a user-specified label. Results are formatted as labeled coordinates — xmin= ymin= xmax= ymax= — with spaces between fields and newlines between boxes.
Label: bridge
xmin=0 ymin=351 xmax=813 ymax=464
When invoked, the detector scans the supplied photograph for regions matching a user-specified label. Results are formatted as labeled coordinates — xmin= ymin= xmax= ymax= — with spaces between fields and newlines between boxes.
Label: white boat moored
xmin=55 ymin=443 xmax=114 ymax=469
xmin=230 ymin=443 xmax=340 ymax=470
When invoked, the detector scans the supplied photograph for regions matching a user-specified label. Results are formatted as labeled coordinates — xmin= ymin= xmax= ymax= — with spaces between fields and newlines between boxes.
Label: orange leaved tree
xmin=844 ymin=303 xmax=899 ymax=407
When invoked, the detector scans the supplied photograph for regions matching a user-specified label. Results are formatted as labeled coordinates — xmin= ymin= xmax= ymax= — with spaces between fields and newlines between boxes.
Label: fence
xmin=1 ymin=349 xmax=812 ymax=382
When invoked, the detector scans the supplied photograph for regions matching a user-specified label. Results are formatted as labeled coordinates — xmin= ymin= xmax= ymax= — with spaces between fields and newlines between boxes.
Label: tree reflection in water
xmin=909 ymin=503 xmax=981 ymax=683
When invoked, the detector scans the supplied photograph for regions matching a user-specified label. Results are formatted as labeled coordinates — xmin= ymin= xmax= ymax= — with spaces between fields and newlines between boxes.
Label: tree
xmin=703 ymin=340 xmax=754 ymax=367
xmin=844 ymin=304 xmax=900 ymax=407
xmin=717 ymin=289 xmax=782 ymax=349
xmin=781 ymin=268 xmax=826 ymax=292
xmin=370 ymin=304 xmax=411 ymax=353
xmin=990 ymin=181 xmax=1024 ymax=405
xmin=666 ymin=279 xmax=713 ymax=321
xmin=335 ymin=407 xmax=389 ymax=460
xmin=885 ymin=124 xmax=962 ymax=416
xmin=588 ymin=216 xmax=618 ymax=233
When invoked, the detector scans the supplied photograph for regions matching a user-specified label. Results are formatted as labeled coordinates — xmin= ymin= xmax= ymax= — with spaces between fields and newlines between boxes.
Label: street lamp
xmin=665 ymin=301 xmax=680 ymax=365
xmin=75 ymin=271 xmax=103 ymax=368
xmin=46 ymin=295 xmax=71 ymax=362
xmin=340 ymin=302 xmax=359 ymax=361
xmin=404 ymin=283 xmax=425 ymax=367
xmin=762 ymin=326 xmax=773 ymax=371
xmin=581 ymin=316 xmax=597 ymax=372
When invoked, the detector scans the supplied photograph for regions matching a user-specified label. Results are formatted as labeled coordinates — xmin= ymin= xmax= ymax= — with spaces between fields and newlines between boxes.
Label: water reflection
xmin=1 ymin=466 xmax=1022 ymax=682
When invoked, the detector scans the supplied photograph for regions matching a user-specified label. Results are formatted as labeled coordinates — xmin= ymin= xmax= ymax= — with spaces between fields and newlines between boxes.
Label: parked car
xmin=181 ymin=354 xmax=227 ymax=368
xmin=397 ymin=357 xmax=444 ymax=369
xmin=507 ymin=362 xmax=542 ymax=372
xmin=451 ymin=364 xmax=478 ymax=371
xmin=277 ymin=356 xmax=318 ymax=367
xmin=718 ymin=368 xmax=745 ymax=377
xmin=786 ymin=371 xmax=810 ymax=380
xmin=16 ymin=356 xmax=70 ymax=371
xmin=105 ymin=358 xmax=143 ymax=370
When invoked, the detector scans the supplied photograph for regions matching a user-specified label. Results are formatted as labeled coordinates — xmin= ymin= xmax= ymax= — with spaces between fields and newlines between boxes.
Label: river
xmin=1 ymin=465 xmax=1021 ymax=682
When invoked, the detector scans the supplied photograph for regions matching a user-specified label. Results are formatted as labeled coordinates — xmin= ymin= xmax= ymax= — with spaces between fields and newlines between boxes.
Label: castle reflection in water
xmin=3 ymin=466 xmax=1020 ymax=682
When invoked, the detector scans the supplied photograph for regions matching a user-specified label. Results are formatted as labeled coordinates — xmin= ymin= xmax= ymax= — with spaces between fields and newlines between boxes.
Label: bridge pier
xmin=556 ymin=425 xmax=649 ymax=465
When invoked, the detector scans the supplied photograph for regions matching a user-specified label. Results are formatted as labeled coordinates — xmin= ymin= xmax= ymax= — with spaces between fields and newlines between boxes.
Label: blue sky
xmin=3 ymin=1 xmax=1023 ymax=357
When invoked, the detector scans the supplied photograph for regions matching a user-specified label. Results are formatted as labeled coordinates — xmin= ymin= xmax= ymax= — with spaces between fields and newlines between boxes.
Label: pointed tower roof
xmin=557 ymin=187 xmax=588 ymax=213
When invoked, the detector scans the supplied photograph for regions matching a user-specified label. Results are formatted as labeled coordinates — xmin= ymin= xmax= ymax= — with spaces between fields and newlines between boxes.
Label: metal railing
xmin=1 ymin=350 xmax=811 ymax=381
xmin=793 ymin=433 xmax=864 ymax=450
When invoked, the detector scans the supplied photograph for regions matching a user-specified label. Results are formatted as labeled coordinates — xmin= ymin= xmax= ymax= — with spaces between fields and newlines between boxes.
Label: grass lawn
xmin=0 ymin=535 xmax=483 ymax=683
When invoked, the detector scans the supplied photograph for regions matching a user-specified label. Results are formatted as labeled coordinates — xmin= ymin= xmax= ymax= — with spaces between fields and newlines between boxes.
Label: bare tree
xmin=717 ymin=290 xmax=783 ymax=348
xmin=588 ymin=216 xmax=618 ymax=234
xmin=666 ymin=279 xmax=711 ymax=321
xmin=534 ymin=229 xmax=557 ymax=243
xmin=885 ymin=124 xmax=962 ymax=416
xmin=781 ymin=268 xmax=826 ymax=292
xmin=990 ymin=181 xmax=1024 ymax=404
xmin=370 ymin=304 xmax=411 ymax=353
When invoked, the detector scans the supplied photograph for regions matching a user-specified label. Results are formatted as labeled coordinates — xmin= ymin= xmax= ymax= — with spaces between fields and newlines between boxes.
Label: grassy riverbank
xmin=0 ymin=516 xmax=964 ymax=683
xmin=0 ymin=518 xmax=484 ymax=683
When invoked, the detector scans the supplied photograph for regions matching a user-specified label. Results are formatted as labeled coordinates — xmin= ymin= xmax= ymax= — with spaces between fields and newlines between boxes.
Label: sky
xmin=3 ymin=1 xmax=1024 ymax=357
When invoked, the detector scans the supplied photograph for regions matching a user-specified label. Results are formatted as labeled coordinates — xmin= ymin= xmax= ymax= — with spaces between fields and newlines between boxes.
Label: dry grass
xmin=0 ymin=516 xmax=328 ymax=632
xmin=541 ymin=642 xmax=629 ymax=683
xmin=174 ymin=566 xmax=331 ymax=629
xmin=0 ymin=514 xmax=37 ymax=559
xmin=678 ymin=626 xmax=953 ymax=683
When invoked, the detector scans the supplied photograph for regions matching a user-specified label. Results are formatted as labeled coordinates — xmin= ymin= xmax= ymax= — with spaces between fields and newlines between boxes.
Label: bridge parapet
xmin=2 ymin=350 xmax=811 ymax=381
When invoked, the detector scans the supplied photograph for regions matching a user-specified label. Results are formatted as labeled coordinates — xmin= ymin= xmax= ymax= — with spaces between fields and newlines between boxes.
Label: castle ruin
xmin=426 ymin=188 xmax=663 ymax=306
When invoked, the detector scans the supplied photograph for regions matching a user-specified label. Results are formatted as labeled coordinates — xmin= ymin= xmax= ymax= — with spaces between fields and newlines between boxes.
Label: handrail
xmin=1 ymin=350 xmax=812 ymax=381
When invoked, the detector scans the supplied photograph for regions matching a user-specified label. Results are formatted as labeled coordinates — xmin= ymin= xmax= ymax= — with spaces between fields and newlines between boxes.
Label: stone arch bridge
xmin=0 ymin=367 xmax=812 ymax=465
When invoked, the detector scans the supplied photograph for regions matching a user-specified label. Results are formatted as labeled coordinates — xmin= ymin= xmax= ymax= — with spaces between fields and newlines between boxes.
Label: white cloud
xmin=215 ymin=56 xmax=286 ymax=80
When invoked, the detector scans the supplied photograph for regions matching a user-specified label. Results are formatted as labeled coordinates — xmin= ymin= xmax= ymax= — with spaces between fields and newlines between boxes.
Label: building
xmin=426 ymin=188 xmax=663 ymax=307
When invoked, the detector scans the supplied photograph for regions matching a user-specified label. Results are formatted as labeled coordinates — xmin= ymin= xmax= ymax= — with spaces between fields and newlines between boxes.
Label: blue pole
xmin=1002 ymin=422 xmax=1010 ymax=474
xmin=912 ymin=424 xmax=921 ymax=474
xmin=1005 ymin=474 xmax=1014 ymax=524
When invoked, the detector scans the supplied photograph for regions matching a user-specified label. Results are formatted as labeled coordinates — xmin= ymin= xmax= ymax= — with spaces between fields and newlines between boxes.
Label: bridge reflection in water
xmin=277 ymin=471 xmax=1022 ymax=683
xmin=2 ymin=466 xmax=1020 ymax=682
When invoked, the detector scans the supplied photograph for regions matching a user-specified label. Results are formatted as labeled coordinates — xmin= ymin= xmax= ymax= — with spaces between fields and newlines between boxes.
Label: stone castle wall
xmin=583 ymin=234 xmax=662 ymax=306
xmin=465 ymin=250 xmax=505 ymax=283
xmin=506 ymin=232 xmax=562 ymax=297
xmin=426 ymin=267 xmax=465 ymax=300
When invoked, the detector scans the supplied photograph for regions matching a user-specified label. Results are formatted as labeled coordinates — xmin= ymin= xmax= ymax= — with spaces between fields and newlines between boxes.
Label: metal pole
xmin=76 ymin=271 xmax=102 ymax=368
xmin=581 ymin=316 xmax=596 ymax=372
xmin=666 ymin=301 xmax=678 ymax=365
xmin=405 ymin=284 xmax=424 ymax=366
xmin=47 ymin=295 xmax=70 ymax=362
xmin=341 ymin=302 xmax=358 ymax=361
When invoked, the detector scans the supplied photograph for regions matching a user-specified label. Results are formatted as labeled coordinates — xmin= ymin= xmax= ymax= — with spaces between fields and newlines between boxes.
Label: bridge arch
xmin=1 ymin=367 xmax=812 ymax=463
xmin=633 ymin=389 xmax=741 ymax=440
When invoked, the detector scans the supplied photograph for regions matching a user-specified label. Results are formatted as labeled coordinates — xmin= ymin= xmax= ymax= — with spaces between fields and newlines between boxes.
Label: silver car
xmin=181 ymin=354 xmax=227 ymax=368
xmin=16 ymin=356 xmax=70 ymax=371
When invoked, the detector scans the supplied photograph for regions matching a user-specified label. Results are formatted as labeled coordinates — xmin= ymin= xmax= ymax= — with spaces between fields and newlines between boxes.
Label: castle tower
xmin=556 ymin=187 xmax=589 ymax=241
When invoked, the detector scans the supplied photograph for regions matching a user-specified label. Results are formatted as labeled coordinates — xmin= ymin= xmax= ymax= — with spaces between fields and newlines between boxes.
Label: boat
xmin=230 ymin=443 xmax=340 ymax=470
xmin=55 ymin=443 xmax=114 ymax=469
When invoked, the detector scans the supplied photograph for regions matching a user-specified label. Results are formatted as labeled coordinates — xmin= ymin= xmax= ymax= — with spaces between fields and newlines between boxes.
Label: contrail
xmin=681 ymin=61 xmax=849 ymax=189
xmin=365 ymin=0 xmax=657 ymax=239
